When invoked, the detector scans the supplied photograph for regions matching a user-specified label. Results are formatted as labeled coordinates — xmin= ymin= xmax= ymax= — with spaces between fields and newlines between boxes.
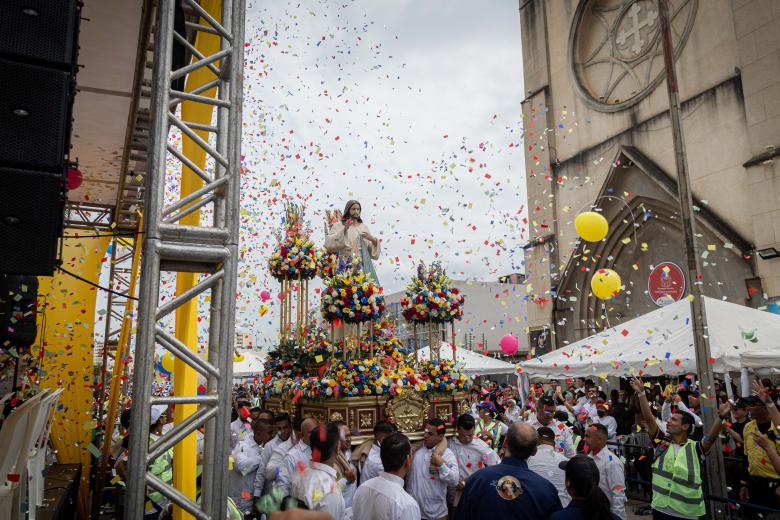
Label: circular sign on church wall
xmin=568 ymin=0 xmax=698 ymax=112
xmin=648 ymin=262 xmax=686 ymax=307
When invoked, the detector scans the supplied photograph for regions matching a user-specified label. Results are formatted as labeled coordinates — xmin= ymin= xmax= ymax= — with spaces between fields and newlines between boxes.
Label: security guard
xmin=630 ymin=376 xmax=731 ymax=520
xmin=454 ymin=422 xmax=562 ymax=520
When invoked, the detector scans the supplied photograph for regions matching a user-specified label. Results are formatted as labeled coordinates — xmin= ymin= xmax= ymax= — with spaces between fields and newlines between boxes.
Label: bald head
xmin=301 ymin=418 xmax=318 ymax=445
xmin=506 ymin=422 xmax=538 ymax=460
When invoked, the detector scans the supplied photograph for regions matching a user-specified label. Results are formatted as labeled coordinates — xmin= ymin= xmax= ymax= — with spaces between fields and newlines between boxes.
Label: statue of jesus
xmin=324 ymin=200 xmax=381 ymax=285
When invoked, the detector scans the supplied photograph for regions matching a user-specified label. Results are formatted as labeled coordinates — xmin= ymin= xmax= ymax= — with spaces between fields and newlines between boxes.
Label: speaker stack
xmin=0 ymin=0 xmax=82 ymax=276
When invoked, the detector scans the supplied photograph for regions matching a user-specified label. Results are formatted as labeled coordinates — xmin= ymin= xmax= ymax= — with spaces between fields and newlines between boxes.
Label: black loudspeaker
xmin=0 ymin=167 xmax=65 ymax=275
xmin=0 ymin=59 xmax=72 ymax=171
xmin=0 ymin=0 xmax=80 ymax=275
xmin=0 ymin=275 xmax=39 ymax=349
xmin=0 ymin=0 xmax=79 ymax=68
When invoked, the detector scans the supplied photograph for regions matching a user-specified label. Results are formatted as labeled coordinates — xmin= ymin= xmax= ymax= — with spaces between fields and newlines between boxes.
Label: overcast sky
xmin=97 ymin=1 xmax=527 ymax=350
xmin=232 ymin=0 xmax=527 ymax=346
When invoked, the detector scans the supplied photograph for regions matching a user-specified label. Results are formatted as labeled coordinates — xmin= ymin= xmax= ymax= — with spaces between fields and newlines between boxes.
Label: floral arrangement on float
xmin=401 ymin=261 xmax=464 ymax=323
xmin=416 ymin=359 xmax=470 ymax=393
xmin=320 ymin=257 xmax=385 ymax=324
xmin=268 ymin=202 xmax=320 ymax=281
xmin=316 ymin=250 xmax=339 ymax=279
xmin=260 ymin=355 xmax=470 ymax=400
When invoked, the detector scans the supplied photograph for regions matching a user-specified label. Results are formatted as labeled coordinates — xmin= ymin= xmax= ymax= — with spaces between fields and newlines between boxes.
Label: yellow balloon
xmin=161 ymin=352 xmax=175 ymax=373
xmin=575 ymin=211 xmax=609 ymax=242
xmin=591 ymin=268 xmax=622 ymax=300
xmin=234 ymin=353 xmax=245 ymax=363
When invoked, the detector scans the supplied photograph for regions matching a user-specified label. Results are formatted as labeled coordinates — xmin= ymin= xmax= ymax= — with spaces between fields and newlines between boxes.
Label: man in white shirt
xmin=661 ymin=394 xmax=704 ymax=429
xmin=527 ymin=426 xmax=570 ymax=507
xmin=585 ymin=423 xmax=626 ymax=519
xmin=353 ymin=432 xmax=421 ymax=520
xmin=332 ymin=421 xmax=357 ymax=509
xmin=527 ymin=396 xmax=576 ymax=458
xmin=229 ymin=417 xmax=273 ymax=514
xmin=291 ymin=422 xmax=346 ymax=520
xmin=254 ymin=412 xmax=292 ymax=497
xmin=277 ymin=417 xmax=318 ymax=497
xmin=359 ymin=420 xmax=395 ymax=484
xmin=230 ymin=400 xmax=253 ymax=449
xmin=593 ymin=400 xmax=618 ymax=441
xmin=447 ymin=413 xmax=500 ymax=508
xmin=261 ymin=416 xmax=299 ymax=498
xmin=502 ymin=398 xmax=522 ymax=424
xmin=566 ymin=385 xmax=600 ymax=425
xmin=406 ymin=418 xmax=459 ymax=520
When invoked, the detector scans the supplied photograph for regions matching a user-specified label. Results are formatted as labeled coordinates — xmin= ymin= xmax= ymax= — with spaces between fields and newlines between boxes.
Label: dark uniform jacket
xmin=454 ymin=457 xmax=562 ymax=520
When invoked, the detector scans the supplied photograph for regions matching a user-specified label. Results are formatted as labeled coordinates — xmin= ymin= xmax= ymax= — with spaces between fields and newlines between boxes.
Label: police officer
xmin=454 ymin=422 xmax=562 ymax=519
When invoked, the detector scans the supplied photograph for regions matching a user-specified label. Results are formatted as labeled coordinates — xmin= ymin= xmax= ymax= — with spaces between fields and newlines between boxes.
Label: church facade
xmin=519 ymin=0 xmax=780 ymax=350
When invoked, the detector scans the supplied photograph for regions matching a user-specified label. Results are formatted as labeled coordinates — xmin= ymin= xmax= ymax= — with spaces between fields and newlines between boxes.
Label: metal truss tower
xmin=125 ymin=0 xmax=245 ymax=518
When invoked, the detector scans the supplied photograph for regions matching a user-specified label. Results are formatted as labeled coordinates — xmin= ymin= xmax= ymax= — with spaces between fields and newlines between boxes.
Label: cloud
xmin=98 ymin=1 xmax=527 ymax=349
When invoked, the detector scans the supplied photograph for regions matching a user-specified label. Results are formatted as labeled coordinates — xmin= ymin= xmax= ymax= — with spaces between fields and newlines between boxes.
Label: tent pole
xmin=658 ymin=2 xmax=727 ymax=516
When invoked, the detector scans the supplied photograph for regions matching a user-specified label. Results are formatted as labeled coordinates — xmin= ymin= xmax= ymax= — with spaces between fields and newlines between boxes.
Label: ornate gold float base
xmin=264 ymin=392 xmax=469 ymax=444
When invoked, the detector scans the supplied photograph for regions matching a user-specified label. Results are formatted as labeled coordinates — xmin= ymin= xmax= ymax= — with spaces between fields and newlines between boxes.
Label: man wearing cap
xmin=528 ymin=426 xmax=570 ymax=507
xmin=630 ymin=376 xmax=731 ymax=520
xmin=584 ymin=423 xmax=626 ymax=519
xmin=148 ymin=405 xmax=173 ymax=517
xmin=455 ymin=422 xmax=561 ymax=519
xmin=406 ymin=418 xmax=459 ymax=520
xmin=476 ymin=401 xmax=504 ymax=450
xmin=528 ymin=395 xmax=576 ymax=458
xmin=739 ymin=379 xmax=780 ymax=515
xmin=448 ymin=414 xmax=501 ymax=508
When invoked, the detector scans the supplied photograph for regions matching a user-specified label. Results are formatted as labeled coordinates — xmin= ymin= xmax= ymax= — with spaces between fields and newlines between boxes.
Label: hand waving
xmin=752 ymin=378 xmax=771 ymax=404
xmin=629 ymin=375 xmax=644 ymax=394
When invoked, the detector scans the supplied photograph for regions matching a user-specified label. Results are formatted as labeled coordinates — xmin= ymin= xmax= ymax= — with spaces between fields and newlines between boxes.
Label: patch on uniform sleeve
xmin=496 ymin=475 xmax=522 ymax=500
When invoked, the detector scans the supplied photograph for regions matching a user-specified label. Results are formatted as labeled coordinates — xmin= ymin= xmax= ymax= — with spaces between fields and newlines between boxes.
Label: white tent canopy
xmin=416 ymin=343 xmax=517 ymax=376
xmin=233 ymin=349 xmax=266 ymax=378
xmin=520 ymin=297 xmax=780 ymax=379
xmin=739 ymin=350 xmax=780 ymax=374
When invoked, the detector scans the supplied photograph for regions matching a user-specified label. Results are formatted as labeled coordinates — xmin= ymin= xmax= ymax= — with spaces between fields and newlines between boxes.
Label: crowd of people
xmin=111 ymin=375 xmax=780 ymax=520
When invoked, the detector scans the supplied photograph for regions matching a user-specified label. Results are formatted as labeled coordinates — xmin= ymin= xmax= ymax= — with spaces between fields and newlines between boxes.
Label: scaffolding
xmin=125 ymin=0 xmax=245 ymax=519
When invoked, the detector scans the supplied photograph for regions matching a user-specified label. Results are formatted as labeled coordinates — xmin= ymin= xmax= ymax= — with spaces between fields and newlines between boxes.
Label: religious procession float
xmin=261 ymin=202 xmax=471 ymax=442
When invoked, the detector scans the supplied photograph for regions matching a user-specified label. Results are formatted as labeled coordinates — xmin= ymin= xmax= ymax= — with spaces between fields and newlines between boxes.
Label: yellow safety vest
xmin=651 ymin=439 xmax=705 ymax=518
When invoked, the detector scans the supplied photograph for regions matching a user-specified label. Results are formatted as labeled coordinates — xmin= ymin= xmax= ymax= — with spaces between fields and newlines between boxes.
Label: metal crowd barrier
xmin=603 ymin=438 xmax=780 ymax=517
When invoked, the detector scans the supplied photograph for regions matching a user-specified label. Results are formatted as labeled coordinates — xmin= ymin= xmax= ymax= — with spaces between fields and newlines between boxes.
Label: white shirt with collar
xmin=277 ymin=441 xmax=312 ymax=497
xmin=527 ymin=443 xmax=570 ymax=507
xmin=229 ymin=436 xmax=265 ymax=512
xmin=230 ymin=418 xmax=252 ymax=449
xmin=253 ymin=433 xmax=284 ymax=497
xmin=405 ymin=445 xmax=459 ymax=520
xmin=291 ymin=461 xmax=346 ymax=520
xmin=526 ymin=415 xmax=577 ymax=458
xmin=589 ymin=447 xmax=626 ymax=519
xmin=574 ymin=400 xmax=599 ymax=423
xmin=263 ymin=436 xmax=293 ymax=493
xmin=360 ymin=442 xmax=383 ymax=485
xmin=353 ymin=472 xmax=421 ymax=520
xmin=503 ymin=405 xmax=522 ymax=424
xmin=447 ymin=437 xmax=500 ymax=481
xmin=595 ymin=414 xmax=618 ymax=440
xmin=337 ymin=448 xmax=357 ymax=509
